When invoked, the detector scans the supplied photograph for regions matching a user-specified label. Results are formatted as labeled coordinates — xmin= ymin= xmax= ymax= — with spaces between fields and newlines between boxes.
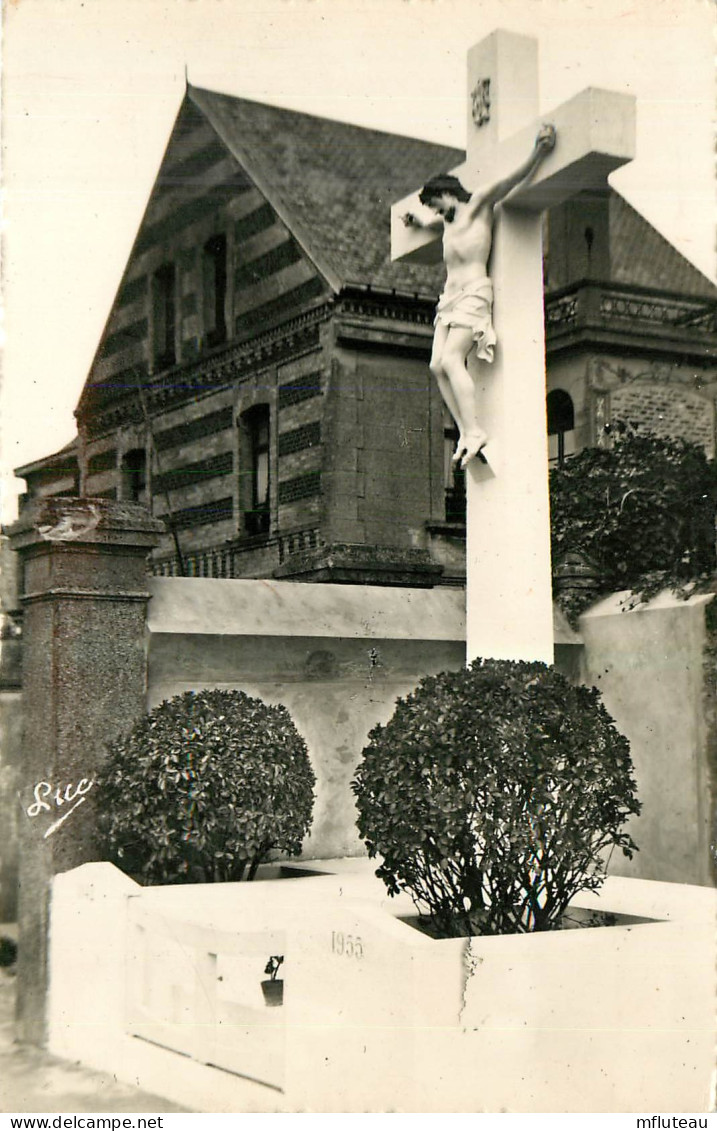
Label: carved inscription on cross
xmin=391 ymin=30 xmax=635 ymax=665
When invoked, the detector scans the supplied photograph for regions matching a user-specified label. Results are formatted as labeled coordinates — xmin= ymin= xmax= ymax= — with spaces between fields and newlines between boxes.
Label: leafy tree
xmin=550 ymin=427 xmax=717 ymax=623
xmin=352 ymin=659 xmax=640 ymax=938
xmin=97 ymin=689 xmax=315 ymax=884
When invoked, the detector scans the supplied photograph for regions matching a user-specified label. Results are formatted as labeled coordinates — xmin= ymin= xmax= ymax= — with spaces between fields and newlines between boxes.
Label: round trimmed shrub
xmin=352 ymin=659 xmax=640 ymax=938
xmin=97 ymin=689 xmax=315 ymax=884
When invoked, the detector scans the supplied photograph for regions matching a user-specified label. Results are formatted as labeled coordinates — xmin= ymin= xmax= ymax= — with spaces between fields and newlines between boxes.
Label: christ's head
xmin=419 ymin=175 xmax=470 ymax=221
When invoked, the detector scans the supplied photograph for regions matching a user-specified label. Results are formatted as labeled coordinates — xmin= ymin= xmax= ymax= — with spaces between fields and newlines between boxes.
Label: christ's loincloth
xmin=434 ymin=277 xmax=497 ymax=363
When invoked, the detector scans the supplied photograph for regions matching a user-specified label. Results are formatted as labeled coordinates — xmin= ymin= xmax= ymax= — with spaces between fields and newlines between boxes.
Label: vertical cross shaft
xmin=464 ymin=32 xmax=552 ymax=664
xmin=391 ymin=29 xmax=635 ymax=666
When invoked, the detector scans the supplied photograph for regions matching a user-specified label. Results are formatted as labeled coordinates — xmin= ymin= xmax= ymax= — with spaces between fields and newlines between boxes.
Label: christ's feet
xmin=453 ymin=430 xmax=488 ymax=469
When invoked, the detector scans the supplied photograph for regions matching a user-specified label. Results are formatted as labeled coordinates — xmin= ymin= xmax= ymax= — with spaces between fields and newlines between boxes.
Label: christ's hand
xmin=535 ymin=124 xmax=556 ymax=153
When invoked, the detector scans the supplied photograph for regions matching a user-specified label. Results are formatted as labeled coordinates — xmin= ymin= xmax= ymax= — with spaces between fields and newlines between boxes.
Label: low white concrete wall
xmin=146 ymin=577 xmax=466 ymax=641
xmin=288 ymin=870 xmax=717 ymax=1113
xmin=48 ymin=864 xmax=140 ymax=1072
xmin=580 ymin=590 xmax=715 ymax=886
xmin=48 ymin=861 xmax=717 ymax=1113
xmin=146 ymin=578 xmax=466 ymax=860
xmin=146 ymin=579 xmax=714 ymax=886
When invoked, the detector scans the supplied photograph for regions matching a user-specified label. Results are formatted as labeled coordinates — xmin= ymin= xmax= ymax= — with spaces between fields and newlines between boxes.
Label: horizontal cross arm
xmin=478 ymin=87 xmax=636 ymax=212
xmin=389 ymin=195 xmax=445 ymax=266
xmin=389 ymin=194 xmax=443 ymax=266
xmin=391 ymin=87 xmax=635 ymax=263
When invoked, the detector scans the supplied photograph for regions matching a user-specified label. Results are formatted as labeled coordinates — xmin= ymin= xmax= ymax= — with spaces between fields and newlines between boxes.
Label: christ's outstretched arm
xmin=471 ymin=124 xmax=556 ymax=211
xmin=401 ymin=211 xmax=444 ymax=232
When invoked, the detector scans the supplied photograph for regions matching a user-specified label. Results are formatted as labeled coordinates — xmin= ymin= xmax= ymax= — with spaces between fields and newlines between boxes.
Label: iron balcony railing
xmin=545 ymin=280 xmax=717 ymax=355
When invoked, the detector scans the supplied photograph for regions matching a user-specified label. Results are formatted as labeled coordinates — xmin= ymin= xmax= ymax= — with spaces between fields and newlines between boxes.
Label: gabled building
xmin=16 ymin=87 xmax=717 ymax=587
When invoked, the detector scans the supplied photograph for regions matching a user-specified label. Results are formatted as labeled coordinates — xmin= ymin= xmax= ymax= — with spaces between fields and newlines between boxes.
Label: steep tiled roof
xmin=189 ymin=86 xmax=460 ymax=299
xmin=610 ymin=194 xmax=716 ymax=299
xmin=191 ymin=86 xmax=715 ymax=302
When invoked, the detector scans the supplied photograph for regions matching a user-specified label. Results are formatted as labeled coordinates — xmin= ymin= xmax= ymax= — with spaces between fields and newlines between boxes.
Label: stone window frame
xmin=120 ymin=446 xmax=149 ymax=505
xmin=151 ymin=262 xmax=177 ymax=372
xmin=238 ymin=402 xmax=272 ymax=538
xmin=201 ymin=233 xmax=228 ymax=350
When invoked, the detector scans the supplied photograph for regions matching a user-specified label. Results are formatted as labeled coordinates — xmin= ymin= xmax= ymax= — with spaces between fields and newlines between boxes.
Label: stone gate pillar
xmin=7 ymin=498 xmax=163 ymax=1044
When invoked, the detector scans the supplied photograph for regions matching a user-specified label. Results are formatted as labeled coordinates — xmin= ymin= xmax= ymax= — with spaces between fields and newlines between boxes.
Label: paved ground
xmin=0 ymin=967 xmax=188 ymax=1114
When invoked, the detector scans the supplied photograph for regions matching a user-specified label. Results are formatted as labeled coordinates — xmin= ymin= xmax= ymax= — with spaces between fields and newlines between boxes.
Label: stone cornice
xmin=80 ymin=291 xmax=437 ymax=438
xmin=334 ymin=289 xmax=435 ymax=354
xmin=79 ymin=301 xmax=332 ymax=439
xmin=21 ymin=588 xmax=152 ymax=606
xmin=337 ymin=287 xmax=436 ymax=325
xmin=6 ymin=498 xmax=164 ymax=554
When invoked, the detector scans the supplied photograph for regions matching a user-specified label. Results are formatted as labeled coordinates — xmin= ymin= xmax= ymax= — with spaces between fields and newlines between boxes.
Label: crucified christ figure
xmin=402 ymin=123 xmax=556 ymax=468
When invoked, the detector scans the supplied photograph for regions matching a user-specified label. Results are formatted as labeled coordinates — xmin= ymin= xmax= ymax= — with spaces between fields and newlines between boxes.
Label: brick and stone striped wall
xmin=80 ymin=96 xmax=329 ymax=437
xmin=611 ymin=383 xmax=715 ymax=457
xmin=73 ymin=95 xmax=334 ymax=561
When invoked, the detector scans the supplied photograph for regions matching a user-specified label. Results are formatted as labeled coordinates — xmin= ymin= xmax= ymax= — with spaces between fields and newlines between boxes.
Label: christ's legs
xmin=430 ymin=323 xmax=465 ymax=437
xmin=441 ymin=325 xmax=488 ymax=467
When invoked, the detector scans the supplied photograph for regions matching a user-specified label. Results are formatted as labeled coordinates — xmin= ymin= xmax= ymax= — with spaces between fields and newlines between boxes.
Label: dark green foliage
xmin=97 ymin=689 xmax=315 ymax=884
xmin=550 ymin=428 xmax=717 ymax=623
xmin=352 ymin=659 xmax=640 ymax=938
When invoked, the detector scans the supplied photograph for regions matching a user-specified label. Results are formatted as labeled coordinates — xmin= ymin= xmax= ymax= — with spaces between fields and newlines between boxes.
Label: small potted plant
xmin=261 ymin=954 xmax=284 ymax=1007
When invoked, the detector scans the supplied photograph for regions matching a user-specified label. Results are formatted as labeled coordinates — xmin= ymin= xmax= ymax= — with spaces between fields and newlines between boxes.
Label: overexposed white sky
xmin=2 ymin=0 xmax=715 ymax=521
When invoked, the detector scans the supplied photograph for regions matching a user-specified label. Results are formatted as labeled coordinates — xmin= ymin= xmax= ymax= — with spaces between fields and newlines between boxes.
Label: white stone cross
xmin=391 ymin=30 xmax=635 ymax=665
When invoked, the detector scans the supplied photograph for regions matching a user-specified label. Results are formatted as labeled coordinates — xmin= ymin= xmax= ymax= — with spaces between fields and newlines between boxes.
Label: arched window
xmin=121 ymin=448 xmax=147 ymax=504
xmin=547 ymin=389 xmax=576 ymax=465
xmin=240 ymin=405 xmax=271 ymax=536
